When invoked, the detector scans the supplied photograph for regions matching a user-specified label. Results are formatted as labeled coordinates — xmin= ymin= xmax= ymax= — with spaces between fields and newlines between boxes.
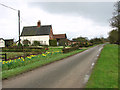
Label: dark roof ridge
xmin=21 ymin=25 xmax=52 ymax=36
xmin=23 ymin=25 xmax=52 ymax=28
xmin=0 ymin=38 xmax=4 ymax=40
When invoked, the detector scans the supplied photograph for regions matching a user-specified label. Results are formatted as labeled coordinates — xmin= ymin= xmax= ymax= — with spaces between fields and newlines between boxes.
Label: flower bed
xmin=1 ymin=51 xmax=63 ymax=71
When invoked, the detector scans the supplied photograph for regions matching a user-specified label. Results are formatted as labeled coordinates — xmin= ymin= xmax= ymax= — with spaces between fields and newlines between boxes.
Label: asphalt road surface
xmin=3 ymin=44 xmax=104 ymax=88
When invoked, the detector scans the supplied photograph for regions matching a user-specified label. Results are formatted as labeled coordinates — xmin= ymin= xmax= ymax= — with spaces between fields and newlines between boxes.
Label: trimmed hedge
xmin=62 ymin=46 xmax=79 ymax=53
xmin=2 ymin=46 xmax=43 ymax=52
xmin=32 ymin=41 xmax=41 ymax=46
xmin=49 ymin=39 xmax=57 ymax=46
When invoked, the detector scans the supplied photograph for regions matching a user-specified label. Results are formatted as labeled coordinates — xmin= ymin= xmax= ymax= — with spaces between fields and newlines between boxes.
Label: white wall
xmin=20 ymin=35 xmax=50 ymax=45
xmin=0 ymin=39 xmax=5 ymax=47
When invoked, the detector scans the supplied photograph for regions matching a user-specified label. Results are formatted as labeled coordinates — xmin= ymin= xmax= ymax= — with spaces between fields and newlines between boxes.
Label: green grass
xmin=86 ymin=44 xmax=118 ymax=88
xmin=2 ymin=48 xmax=86 ymax=79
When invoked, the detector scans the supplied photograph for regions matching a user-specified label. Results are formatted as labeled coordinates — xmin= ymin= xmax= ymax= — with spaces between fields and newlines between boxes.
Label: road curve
xmin=2 ymin=44 xmax=104 ymax=88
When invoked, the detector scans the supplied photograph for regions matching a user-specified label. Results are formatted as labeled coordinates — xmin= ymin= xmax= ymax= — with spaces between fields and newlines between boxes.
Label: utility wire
xmin=0 ymin=3 xmax=39 ymax=26
xmin=0 ymin=3 xmax=18 ymax=11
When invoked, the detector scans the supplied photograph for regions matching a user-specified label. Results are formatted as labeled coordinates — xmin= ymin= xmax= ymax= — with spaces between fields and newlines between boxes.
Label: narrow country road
xmin=2 ymin=45 xmax=104 ymax=88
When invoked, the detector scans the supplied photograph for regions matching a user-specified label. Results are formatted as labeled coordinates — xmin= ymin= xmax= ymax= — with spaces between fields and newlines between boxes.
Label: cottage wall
xmin=20 ymin=35 xmax=50 ymax=45
xmin=0 ymin=39 xmax=5 ymax=47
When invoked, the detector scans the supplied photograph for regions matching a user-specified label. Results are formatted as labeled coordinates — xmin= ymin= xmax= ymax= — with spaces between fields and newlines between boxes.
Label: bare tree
xmin=109 ymin=1 xmax=120 ymax=44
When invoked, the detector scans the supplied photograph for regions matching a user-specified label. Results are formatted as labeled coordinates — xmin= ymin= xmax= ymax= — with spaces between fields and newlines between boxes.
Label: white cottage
xmin=20 ymin=21 xmax=54 ymax=45
xmin=0 ymin=38 xmax=5 ymax=47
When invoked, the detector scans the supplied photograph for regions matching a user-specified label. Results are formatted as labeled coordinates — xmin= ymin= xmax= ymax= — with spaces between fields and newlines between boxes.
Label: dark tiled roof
xmin=54 ymin=34 xmax=67 ymax=39
xmin=21 ymin=25 xmax=52 ymax=36
xmin=0 ymin=38 xmax=4 ymax=40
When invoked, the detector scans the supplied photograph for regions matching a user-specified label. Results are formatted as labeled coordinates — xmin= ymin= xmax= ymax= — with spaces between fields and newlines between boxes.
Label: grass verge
xmin=2 ymin=48 xmax=86 ymax=79
xmin=86 ymin=44 xmax=118 ymax=88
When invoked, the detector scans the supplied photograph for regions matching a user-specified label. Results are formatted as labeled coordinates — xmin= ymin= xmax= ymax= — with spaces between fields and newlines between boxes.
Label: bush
xmin=62 ymin=46 xmax=79 ymax=53
xmin=18 ymin=43 xmax=23 ymax=47
xmin=84 ymin=42 xmax=89 ymax=47
xmin=32 ymin=41 xmax=41 ymax=46
xmin=49 ymin=39 xmax=57 ymax=46
xmin=23 ymin=39 xmax=31 ymax=46
xmin=71 ymin=42 xmax=80 ymax=47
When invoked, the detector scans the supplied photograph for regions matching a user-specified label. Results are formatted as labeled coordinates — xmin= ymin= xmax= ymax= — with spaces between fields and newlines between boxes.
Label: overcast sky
xmin=0 ymin=0 xmax=116 ymax=41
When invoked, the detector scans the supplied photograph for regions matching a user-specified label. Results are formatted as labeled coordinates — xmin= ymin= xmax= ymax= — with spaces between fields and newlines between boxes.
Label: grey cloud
xmin=28 ymin=2 xmax=115 ymax=26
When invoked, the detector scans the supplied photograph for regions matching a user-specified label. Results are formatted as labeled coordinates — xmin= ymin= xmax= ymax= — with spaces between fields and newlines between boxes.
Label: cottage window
xmin=40 ymin=41 xmax=43 ymax=44
xmin=0 ymin=41 xmax=3 ymax=43
xmin=44 ymin=41 xmax=46 ymax=45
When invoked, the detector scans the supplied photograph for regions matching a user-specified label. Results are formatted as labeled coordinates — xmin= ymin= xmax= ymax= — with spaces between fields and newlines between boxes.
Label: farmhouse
xmin=0 ymin=38 xmax=5 ymax=47
xmin=20 ymin=21 xmax=54 ymax=45
xmin=20 ymin=20 xmax=68 ymax=46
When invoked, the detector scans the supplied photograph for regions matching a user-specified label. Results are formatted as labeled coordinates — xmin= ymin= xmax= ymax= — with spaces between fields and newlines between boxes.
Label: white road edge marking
xmin=84 ymin=46 xmax=104 ymax=84
xmin=91 ymin=62 xmax=95 ymax=69
xmin=92 ymin=63 xmax=94 ymax=66
xmin=99 ymin=47 xmax=103 ymax=51
xmin=84 ymin=75 xmax=90 ymax=83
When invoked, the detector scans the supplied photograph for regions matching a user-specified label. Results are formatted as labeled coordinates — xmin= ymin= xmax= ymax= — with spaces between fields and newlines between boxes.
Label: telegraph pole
xmin=18 ymin=10 xmax=20 ymax=45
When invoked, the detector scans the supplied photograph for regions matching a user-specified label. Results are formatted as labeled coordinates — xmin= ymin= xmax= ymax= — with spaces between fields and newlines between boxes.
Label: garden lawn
xmin=2 ymin=48 xmax=86 ymax=79
xmin=86 ymin=44 xmax=118 ymax=88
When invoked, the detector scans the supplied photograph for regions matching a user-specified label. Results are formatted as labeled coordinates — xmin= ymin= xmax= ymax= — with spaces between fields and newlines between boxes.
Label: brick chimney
xmin=37 ymin=20 xmax=41 ymax=27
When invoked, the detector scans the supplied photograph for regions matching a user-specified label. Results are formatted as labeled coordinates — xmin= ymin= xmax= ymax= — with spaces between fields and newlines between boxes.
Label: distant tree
xmin=23 ymin=39 xmax=31 ymax=46
xmin=72 ymin=37 xmax=88 ymax=42
xmin=58 ymin=39 xmax=68 ymax=46
xmin=32 ymin=41 xmax=41 ymax=46
xmin=90 ymin=38 xmax=103 ymax=44
xmin=72 ymin=36 xmax=89 ymax=47
xmin=108 ymin=29 xmax=118 ymax=44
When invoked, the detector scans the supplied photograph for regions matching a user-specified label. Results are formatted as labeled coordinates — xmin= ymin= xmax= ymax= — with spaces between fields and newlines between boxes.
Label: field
xmin=86 ymin=44 xmax=118 ymax=88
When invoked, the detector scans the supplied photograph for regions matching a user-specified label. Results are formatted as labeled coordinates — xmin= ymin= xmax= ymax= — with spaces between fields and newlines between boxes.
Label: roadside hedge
xmin=49 ymin=40 xmax=57 ymax=46
xmin=62 ymin=46 xmax=79 ymax=53
xmin=2 ymin=46 xmax=43 ymax=52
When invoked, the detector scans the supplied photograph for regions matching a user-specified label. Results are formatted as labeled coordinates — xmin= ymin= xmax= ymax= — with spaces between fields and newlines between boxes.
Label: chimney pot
xmin=37 ymin=20 xmax=41 ymax=27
